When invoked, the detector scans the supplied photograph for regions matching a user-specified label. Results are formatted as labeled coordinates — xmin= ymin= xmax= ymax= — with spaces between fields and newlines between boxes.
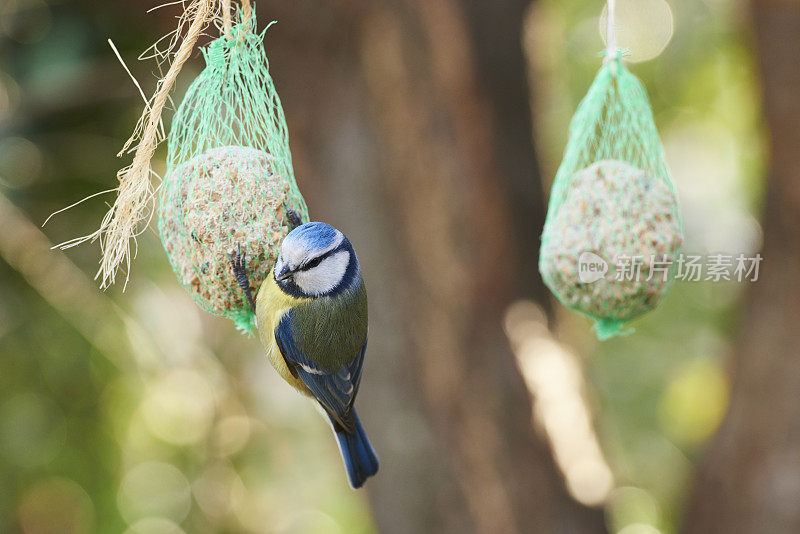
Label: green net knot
xmin=204 ymin=36 xmax=227 ymax=69
xmin=230 ymin=308 xmax=257 ymax=335
xmin=600 ymin=48 xmax=628 ymax=64
xmin=593 ymin=317 xmax=634 ymax=341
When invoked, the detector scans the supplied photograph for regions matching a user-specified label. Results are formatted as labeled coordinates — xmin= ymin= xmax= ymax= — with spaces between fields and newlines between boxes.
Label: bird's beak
xmin=276 ymin=264 xmax=293 ymax=282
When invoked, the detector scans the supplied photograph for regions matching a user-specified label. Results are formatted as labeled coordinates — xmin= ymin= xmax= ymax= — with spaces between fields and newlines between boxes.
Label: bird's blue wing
xmin=275 ymin=311 xmax=366 ymax=427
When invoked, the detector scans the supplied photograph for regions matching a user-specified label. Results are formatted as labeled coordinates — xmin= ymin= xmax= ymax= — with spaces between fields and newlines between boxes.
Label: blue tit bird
xmin=230 ymin=221 xmax=378 ymax=488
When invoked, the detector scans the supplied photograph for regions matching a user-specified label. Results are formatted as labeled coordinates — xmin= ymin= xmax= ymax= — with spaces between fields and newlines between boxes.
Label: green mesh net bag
xmin=158 ymin=15 xmax=308 ymax=333
xmin=539 ymin=53 xmax=683 ymax=339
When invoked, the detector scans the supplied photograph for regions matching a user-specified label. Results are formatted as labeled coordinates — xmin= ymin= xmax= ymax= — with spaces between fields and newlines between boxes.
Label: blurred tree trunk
xmin=683 ymin=3 xmax=800 ymax=533
xmin=458 ymin=0 xmax=552 ymax=304
xmin=263 ymin=1 xmax=605 ymax=532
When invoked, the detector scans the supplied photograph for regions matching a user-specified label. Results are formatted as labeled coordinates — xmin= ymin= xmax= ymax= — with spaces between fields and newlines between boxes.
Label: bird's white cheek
xmin=293 ymin=251 xmax=349 ymax=295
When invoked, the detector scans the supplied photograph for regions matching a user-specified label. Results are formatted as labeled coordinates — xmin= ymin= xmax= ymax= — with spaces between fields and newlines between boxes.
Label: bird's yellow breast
xmin=255 ymin=269 xmax=312 ymax=395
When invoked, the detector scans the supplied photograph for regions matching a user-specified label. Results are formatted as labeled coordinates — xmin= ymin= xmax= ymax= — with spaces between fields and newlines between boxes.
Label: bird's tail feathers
xmin=331 ymin=410 xmax=378 ymax=489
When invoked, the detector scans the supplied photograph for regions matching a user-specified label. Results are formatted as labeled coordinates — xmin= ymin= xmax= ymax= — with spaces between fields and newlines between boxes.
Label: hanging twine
xmin=222 ymin=0 xmax=232 ymax=34
xmin=604 ymin=0 xmax=618 ymax=64
xmin=222 ymin=0 xmax=252 ymax=38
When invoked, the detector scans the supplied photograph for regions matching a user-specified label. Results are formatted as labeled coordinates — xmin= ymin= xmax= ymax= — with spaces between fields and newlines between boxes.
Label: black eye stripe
xmin=297 ymin=243 xmax=347 ymax=272
xmin=299 ymin=256 xmax=323 ymax=271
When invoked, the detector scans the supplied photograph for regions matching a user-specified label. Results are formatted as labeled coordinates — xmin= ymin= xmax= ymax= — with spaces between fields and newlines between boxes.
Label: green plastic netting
xmin=158 ymin=13 xmax=308 ymax=334
xmin=539 ymin=53 xmax=683 ymax=339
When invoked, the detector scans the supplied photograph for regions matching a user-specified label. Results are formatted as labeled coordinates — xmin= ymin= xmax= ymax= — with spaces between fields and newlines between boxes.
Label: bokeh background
xmin=1 ymin=0 xmax=798 ymax=533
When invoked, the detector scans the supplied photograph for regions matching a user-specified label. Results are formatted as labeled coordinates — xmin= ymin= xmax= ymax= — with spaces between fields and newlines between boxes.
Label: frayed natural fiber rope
xmin=221 ymin=0 xmax=250 ymax=38
xmin=222 ymin=0 xmax=232 ymax=34
xmin=53 ymin=0 xmax=217 ymax=289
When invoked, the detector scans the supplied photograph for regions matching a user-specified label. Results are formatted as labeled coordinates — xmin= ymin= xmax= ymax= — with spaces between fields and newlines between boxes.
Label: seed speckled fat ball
xmin=158 ymin=145 xmax=303 ymax=319
xmin=540 ymin=159 xmax=683 ymax=321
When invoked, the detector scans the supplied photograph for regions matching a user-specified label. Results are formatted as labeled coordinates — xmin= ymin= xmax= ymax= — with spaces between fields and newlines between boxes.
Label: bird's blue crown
xmin=283 ymin=221 xmax=341 ymax=254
